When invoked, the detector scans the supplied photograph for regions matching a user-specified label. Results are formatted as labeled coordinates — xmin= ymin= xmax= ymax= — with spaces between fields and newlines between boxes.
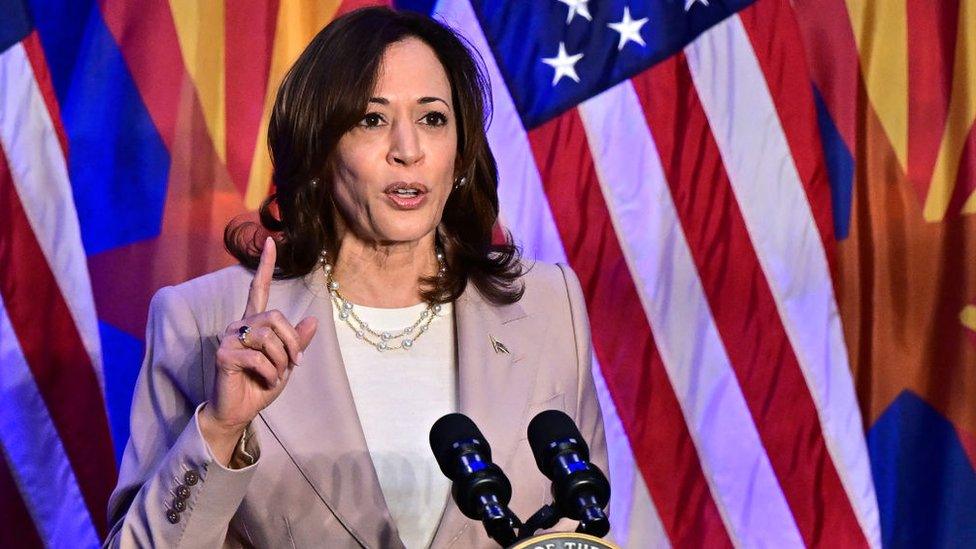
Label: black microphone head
xmin=527 ymin=409 xmax=589 ymax=474
xmin=528 ymin=409 xmax=610 ymax=527
xmin=429 ymin=413 xmax=492 ymax=478
xmin=428 ymin=413 xmax=515 ymax=539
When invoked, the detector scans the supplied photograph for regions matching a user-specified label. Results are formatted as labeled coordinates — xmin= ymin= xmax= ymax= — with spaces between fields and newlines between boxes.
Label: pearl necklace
xmin=319 ymin=250 xmax=446 ymax=352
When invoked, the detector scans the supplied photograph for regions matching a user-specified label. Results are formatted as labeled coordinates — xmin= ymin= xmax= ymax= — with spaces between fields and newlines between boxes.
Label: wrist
xmin=199 ymin=404 xmax=248 ymax=437
xmin=198 ymin=404 xmax=248 ymax=467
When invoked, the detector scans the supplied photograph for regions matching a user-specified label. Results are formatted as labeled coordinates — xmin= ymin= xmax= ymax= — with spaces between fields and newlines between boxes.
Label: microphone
xmin=527 ymin=410 xmax=611 ymax=537
xmin=429 ymin=413 xmax=519 ymax=547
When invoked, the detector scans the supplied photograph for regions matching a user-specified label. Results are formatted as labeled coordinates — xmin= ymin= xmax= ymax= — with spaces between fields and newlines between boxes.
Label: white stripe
xmin=433 ymin=3 xmax=670 ymax=545
xmin=685 ymin=16 xmax=881 ymax=547
xmin=578 ymin=82 xmax=805 ymax=547
xmin=0 ymin=294 xmax=101 ymax=547
xmin=592 ymin=355 xmax=670 ymax=549
xmin=432 ymin=1 xmax=568 ymax=265
xmin=0 ymin=43 xmax=104 ymax=392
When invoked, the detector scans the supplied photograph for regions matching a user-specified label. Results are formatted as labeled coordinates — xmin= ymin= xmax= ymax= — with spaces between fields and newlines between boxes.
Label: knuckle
xmin=266 ymin=348 xmax=286 ymax=367
xmin=247 ymin=352 xmax=268 ymax=371
xmin=266 ymin=350 xmax=282 ymax=366
xmin=216 ymin=347 xmax=232 ymax=364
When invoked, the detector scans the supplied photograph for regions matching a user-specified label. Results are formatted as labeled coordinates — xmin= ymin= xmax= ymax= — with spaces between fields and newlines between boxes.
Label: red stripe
xmin=632 ymin=55 xmax=868 ymax=547
xmin=739 ymin=0 xmax=837 ymax=273
xmin=906 ymin=0 xmax=960 ymax=198
xmin=527 ymin=111 xmax=733 ymax=547
xmin=948 ymin=120 xmax=976 ymax=217
xmin=0 ymin=457 xmax=43 ymax=548
xmin=0 ymin=146 xmax=117 ymax=538
xmin=225 ymin=0 xmax=278 ymax=196
xmin=791 ymin=0 xmax=859 ymax=154
xmin=20 ymin=32 xmax=69 ymax=158
xmin=957 ymin=425 xmax=976 ymax=472
xmin=99 ymin=0 xmax=186 ymax=151
xmin=336 ymin=0 xmax=391 ymax=17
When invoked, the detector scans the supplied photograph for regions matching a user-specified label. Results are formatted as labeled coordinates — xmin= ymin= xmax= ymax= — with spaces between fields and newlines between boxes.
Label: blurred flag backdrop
xmin=1 ymin=0 xmax=973 ymax=546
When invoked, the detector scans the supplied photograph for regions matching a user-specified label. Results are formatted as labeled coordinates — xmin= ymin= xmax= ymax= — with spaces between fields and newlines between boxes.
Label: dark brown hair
xmin=225 ymin=7 xmax=524 ymax=304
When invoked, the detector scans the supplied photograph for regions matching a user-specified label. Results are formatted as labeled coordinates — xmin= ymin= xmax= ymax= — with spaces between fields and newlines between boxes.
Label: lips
xmin=383 ymin=181 xmax=428 ymax=210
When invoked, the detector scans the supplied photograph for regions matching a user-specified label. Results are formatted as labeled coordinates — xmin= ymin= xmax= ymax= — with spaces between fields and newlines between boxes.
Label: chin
xmin=373 ymin=218 xmax=438 ymax=244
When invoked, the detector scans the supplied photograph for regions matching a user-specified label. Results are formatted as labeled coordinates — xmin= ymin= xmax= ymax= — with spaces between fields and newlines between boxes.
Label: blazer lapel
xmin=258 ymin=271 xmax=402 ymax=548
xmin=429 ymin=285 xmax=540 ymax=547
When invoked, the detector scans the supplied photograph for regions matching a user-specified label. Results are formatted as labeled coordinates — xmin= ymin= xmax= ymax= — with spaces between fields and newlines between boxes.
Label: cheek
xmin=333 ymin=138 xmax=378 ymax=189
xmin=331 ymin=161 xmax=373 ymax=222
xmin=429 ymin=138 xmax=458 ymax=189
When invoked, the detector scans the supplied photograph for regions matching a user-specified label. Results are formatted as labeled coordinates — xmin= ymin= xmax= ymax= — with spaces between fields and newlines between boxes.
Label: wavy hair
xmin=224 ymin=7 xmax=523 ymax=304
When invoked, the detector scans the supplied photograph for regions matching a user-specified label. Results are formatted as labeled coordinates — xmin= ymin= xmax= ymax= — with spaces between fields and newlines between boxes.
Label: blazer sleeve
xmin=104 ymin=286 xmax=260 ymax=548
xmin=556 ymin=264 xmax=610 ymax=488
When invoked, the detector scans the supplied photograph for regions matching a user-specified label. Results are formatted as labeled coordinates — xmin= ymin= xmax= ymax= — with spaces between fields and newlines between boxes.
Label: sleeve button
xmin=172 ymin=498 xmax=187 ymax=512
xmin=175 ymin=484 xmax=191 ymax=499
xmin=166 ymin=509 xmax=180 ymax=524
xmin=184 ymin=470 xmax=199 ymax=486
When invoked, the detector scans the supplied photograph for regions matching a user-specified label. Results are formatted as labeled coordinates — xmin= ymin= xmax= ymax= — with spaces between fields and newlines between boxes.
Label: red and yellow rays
xmin=847 ymin=0 xmax=976 ymax=223
xmin=91 ymin=0 xmax=390 ymax=336
xmin=835 ymin=0 xmax=976 ymax=449
xmin=920 ymin=0 xmax=976 ymax=222
xmin=168 ymin=0 xmax=345 ymax=206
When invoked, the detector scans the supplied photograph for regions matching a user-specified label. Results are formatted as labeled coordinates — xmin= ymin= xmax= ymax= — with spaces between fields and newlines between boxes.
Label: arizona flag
xmin=795 ymin=0 xmax=976 ymax=545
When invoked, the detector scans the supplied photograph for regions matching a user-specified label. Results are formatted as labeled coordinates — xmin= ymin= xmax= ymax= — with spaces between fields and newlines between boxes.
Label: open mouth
xmin=384 ymin=182 xmax=428 ymax=209
xmin=391 ymin=188 xmax=421 ymax=198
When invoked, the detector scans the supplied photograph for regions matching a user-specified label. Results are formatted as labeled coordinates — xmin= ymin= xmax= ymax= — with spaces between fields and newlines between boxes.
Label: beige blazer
xmin=105 ymin=261 xmax=607 ymax=548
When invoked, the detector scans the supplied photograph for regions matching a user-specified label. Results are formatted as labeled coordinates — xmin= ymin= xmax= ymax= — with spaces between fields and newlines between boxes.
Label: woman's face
xmin=331 ymin=37 xmax=457 ymax=247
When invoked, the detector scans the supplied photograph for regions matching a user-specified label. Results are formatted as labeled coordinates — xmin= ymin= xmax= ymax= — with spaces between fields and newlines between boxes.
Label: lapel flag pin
xmin=489 ymin=335 xmax=511 ymax=355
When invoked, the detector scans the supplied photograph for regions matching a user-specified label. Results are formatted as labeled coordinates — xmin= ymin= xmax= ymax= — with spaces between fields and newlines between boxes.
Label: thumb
xmin=296 ymin=316 xmax=319 ymax=351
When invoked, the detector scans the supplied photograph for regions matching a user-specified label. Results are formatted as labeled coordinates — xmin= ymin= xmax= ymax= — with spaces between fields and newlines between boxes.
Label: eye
xmin=420 ymin=111 xmax=448 ymax=127
xmin=359 ymin=112 xmax=385 ymax=128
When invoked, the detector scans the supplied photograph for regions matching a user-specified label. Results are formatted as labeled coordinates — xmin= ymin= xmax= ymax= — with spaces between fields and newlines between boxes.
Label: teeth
xmin=394 ymin=189 xmax=419 ymax=196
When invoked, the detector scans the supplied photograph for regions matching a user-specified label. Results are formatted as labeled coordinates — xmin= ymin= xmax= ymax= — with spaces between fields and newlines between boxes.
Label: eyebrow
xmin=368 ymin=96 xmax=452 ymax=110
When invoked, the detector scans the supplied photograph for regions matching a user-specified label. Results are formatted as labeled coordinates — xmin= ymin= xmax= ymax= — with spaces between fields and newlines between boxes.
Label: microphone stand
xmin=478 ymin=497 xmax=521 ymax=548
xmin=516 ymin=504 xmax=560 ymax=540
xmin=515 ymin=500 xmax=609 ymax=541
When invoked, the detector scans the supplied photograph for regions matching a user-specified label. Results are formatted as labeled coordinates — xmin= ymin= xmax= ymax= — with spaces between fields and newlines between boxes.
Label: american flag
xmin=436 ymin=0 xmax=881 ymax=546
xmin=0 ymin=1 xmax=114 ymax=546
xmin=0 ymin=0 xmax=903 ymax=546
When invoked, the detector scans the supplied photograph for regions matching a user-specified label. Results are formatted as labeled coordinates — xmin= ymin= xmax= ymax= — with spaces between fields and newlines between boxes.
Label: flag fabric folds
xmin=5 ymin=0 xmax=972 ymax=547
xmin=794 ymin=0 xmax=976 ymax=545
xmin=0 ymin=0 xmax=378 ymax=545
xmin=438 ymin=0 xmax=880 ymax=546
xmin=0 ymin=1 xmax=113 ymax=546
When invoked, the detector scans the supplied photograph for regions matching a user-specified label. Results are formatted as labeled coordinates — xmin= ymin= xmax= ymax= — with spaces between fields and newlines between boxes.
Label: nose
xmin=387 ymin=119 xmax=424 ymax=166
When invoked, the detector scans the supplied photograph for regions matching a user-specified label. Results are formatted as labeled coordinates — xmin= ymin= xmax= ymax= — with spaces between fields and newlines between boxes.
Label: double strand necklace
xmin=319 ymin=249 xmax=446 ymax=352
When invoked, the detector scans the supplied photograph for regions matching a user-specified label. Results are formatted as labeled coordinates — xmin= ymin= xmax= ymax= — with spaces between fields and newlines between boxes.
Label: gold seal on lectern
xmin=507 ymin=532 xmax=620 ymax=549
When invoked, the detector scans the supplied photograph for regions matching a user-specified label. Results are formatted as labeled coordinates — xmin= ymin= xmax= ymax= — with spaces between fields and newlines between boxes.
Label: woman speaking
xmin=105 ymin=7 xmax=606 ymax=548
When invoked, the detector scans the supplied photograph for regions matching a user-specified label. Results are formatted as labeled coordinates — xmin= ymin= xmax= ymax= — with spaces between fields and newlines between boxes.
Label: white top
xmin=333 ymin=300 xmax=457 ymax=549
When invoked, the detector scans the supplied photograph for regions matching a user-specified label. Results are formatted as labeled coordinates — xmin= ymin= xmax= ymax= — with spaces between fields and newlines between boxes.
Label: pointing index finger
xmin=244 ymin=236 xmax=276 ymax=318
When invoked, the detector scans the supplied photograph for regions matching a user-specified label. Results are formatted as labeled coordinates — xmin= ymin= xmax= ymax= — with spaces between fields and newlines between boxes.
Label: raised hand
xmin=199 ymin=237 xmax=318 ymax=465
